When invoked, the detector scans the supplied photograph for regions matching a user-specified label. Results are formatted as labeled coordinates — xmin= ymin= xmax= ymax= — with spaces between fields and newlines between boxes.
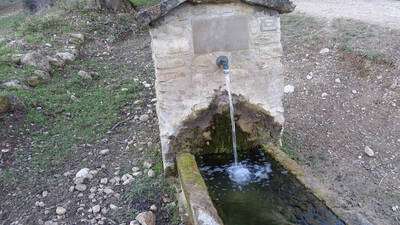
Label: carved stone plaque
xmin=192 ymin=16 xmax=250 ymax=54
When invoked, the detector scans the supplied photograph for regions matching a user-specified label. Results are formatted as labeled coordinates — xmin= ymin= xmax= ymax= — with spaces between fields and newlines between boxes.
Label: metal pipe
xmin=216 ymin=56 xmax=229 ymax=74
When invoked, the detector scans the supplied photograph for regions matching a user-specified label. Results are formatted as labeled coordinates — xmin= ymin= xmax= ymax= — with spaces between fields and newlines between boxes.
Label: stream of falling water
xmin=224 ymin=71 xmax=238 ymax=166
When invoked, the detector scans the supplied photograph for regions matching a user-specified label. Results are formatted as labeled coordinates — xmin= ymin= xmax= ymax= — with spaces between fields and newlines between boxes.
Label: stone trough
xmin=138 ymin=0 xmax=352 ymax=224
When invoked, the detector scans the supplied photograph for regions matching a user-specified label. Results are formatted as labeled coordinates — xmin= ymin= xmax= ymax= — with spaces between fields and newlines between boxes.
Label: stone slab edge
xmin=136 ymin=0 xmax=295 ymax=26
xmin=176 ymin=153 xmax=224 ymax=225
xmin=262 ymin=144 xmax=356 ymax=225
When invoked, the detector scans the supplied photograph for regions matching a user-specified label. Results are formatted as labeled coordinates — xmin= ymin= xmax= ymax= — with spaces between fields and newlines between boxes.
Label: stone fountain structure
xmin=138 ymin=0 xmax=295 ymax=174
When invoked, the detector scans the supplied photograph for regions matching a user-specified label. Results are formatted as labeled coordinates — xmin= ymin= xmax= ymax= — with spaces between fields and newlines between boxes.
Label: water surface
xmin=197 ymin=149 xmax=346 ymax=225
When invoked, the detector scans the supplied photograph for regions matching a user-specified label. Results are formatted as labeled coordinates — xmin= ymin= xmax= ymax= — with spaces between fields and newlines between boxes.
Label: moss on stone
xmin=262 ymin=144 xmax=304 ymax=177
xmin=0 ymin=95 xmax=11 ymax=114
xmin=176 ymin=153 xmax=207 ymax=188
xmin=202 ymin=113 xmax=253 ymax=155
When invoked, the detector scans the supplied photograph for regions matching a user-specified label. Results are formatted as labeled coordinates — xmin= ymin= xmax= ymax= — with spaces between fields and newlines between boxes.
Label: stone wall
xmin=149 ymin=2 xmax=284 ymax=172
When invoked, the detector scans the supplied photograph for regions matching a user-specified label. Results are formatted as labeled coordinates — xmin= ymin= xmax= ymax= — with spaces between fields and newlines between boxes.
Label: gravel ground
xmin=293 ymin=0 xmax=400 ymax=30
xmin=281 ymin=12 xmax=400 ymax=225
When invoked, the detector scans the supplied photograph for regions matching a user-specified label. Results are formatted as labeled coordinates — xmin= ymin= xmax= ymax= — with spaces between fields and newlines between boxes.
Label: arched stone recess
xmin=167 ymin=91 xmax=283 ymax=173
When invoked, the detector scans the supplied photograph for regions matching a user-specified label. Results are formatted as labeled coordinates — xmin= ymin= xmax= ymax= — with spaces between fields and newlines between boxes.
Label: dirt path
xmin=293 ymin=0 xmax=400 ymax=30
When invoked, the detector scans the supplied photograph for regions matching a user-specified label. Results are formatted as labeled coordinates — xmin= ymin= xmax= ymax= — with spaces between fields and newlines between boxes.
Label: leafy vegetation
xmin=0 ymin=10 xmax=139 ymax=170
xmin=128 ymin=0 xmax=158 ymax=7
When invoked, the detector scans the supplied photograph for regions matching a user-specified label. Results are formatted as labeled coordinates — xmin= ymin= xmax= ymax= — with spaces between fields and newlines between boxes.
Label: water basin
xmin=196 ymin=148 xmax=346 ymax=225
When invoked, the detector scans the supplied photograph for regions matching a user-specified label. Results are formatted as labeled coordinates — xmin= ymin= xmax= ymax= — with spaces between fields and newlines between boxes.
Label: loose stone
xmin=147 ymin=169 xmax=155 ymax=178
xmin=135 ymin=211 xmax=155 ymax=225
xmin=319 ymin=48 xmax=330 ymax=54
xmin=100 ymin=178 xmax=108 ymax=184
xmin=92 ymin=205 xmax=101 ymax=214
xmin=35 ymin=201 xmax=45 ymax=207
xmin=364 ymin=146 xmax=375 ymax=157
xmin=78 ymin=70 xmax=92 ymax=80
xmin=149 ymin=204 xmax=157 ymax=211
xmin=139 ymin=114 xmax=149 ymax=122
xmin=75 ymin=184 xmax=87 ymax=192
xmin=99 ymin=149 xmax=110 ymax=155
xmin=143 ymin=161 xmax=152 ymax=169
xmin=56 ymin=206 xmax=66 ymax=215
xmin=284 ymin=85 xmax=295 ymax=94
xmin=131 ymin=167 xmax=140 ymax=173
xmin=109 ymin=204 xmax=118 ymax=210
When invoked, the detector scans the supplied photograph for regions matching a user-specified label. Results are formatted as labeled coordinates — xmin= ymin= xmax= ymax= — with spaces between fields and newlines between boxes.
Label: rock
xmin=56 ymin=52 xmax=76 ymax=63
xmin=2 ymin=79 xmax=27 ymax=90
xmin=132 ymin=171 xmax=142 ymax=177
xmin=110 ymin=176 xmax=120 ymax=185
xmin=130 ymin=220 xmax=140 ymax=225
xmin=132 ymin=167 xmax=140 ymax=173
xmin=149 ymin=204 xmax=157 ymax=211
xmin=135 ymin=211 xmax=155 ymax=225
xmin=25 ymin=76 xmax=42 ymax=87
xmin=74 ymin=168 xmax=93 ymax=184
xmin=147 ymin=169 xmax=155 ymax=178
xmin=56 ymin=206 xmax=66 ymax=215
xmin=21 ymin=52 xmax=50 ymax=71
xmin=103 ymin=187 xmax=114 ymax=194
xmin=321 ymin=93 xmax=328 ymax=98
xmin=101 ymin=207 xmax=108 ymax=214
xmin=70 ymin=33 xmax=85 ymax=44
xmin=319 ymin=48 xmax=330 ymax=54
xmin=143 ymin=161 xmax=152 ymax=169
xmin=100 ymin=178 xmax=108 ymax=184
xmin=121 ymin=174 xmax=133 ymax=185
xmin=44 ymin=221 xmax=58 ymax=225
xmin=78 ymin=70 xmax=92 ymax=80
xmin=139 ymin=114 xmax=149 ymax=122
xmin=364 ymin=146 xmax=375 ymax=157
xmin=99 ymin=149 xmax=110 ymax=155
xmin=109 ymin=204 xmax=118 ymax=210
xmin=283 ymin=85 xmax=294 ymax=94
xmin=92 ymin=205 xmax=101 ymax=214
xmin=42 ymin=191 xmax=48 ymax=197
xmin=335 ymin=78 xmax=341 ymax=83
xmin=352 ymin=90 xmax=357 ymax=94
xmin=0 ymin=95 xmax=11 ymax=114
xmin=34 ymin=70 xmax=51 ymax=81
xmin=35 ymin=201 xmax=45 ymax=207
xmin=306 ymin=74 xmax=312 ymax=80
xmin=10 ymin=54 xmax=23 ymax=64
xmin=75 ymin=184 xmax=87 ymax=191
xmin=47 ymin=56 xmax=65 ymax=67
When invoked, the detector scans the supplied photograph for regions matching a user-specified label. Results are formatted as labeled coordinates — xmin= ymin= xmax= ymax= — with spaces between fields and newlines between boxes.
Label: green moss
xmin=202 ymin=113 xmax=253 ymax=155
xmin=128 ymin=0 xmax=158 ymax=7
xmin=177 ymin=153 xmax=207 ymax=188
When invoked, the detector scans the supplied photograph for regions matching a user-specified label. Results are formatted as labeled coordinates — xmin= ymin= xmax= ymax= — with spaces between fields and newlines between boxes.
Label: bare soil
xmin=294 ymin=0 xmax=400 ymax=30
xmin=281 ymin=13 xmax=400 ymax=225
xmin=0 ymin=3 xmax=399 ymax=225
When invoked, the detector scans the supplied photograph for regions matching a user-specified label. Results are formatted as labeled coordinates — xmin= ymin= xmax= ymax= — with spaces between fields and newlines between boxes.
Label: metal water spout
xmin=216 ymin=55 xmax=229 ymax=74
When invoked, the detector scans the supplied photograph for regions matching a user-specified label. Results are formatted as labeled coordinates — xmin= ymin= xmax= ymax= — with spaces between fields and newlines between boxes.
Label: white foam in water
xmin=228 ymin=164 xmax=251 ymax=185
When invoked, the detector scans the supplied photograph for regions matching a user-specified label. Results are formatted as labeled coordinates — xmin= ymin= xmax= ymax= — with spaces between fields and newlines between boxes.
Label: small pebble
xmin=147 ymin=169 xmax=155 ymax=178
xmin=364 ymin=146 xmax=375 ymax=157
xmin=99 ymin=149 xmax=110 ymax=155
xmin=56 ymin=206 xmax=66 ymax=215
